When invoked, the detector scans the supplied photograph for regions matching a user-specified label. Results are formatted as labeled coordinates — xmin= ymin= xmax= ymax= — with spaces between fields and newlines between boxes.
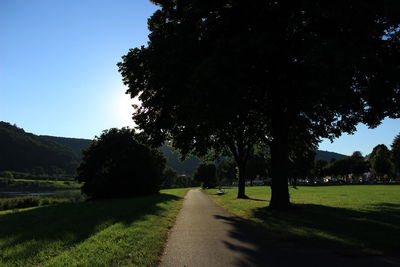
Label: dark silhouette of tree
xmin=324 ymin=153 xmax=368 ymax=184
xmin=369 ymin=144 xmax=394 ymax=182
xmin=391 ymin=134 xmax=400 ymax=177
xmin=313 ymin=159 xmax=328 ymax=184
xmin=194 ymin=163 xmax=217 ymax=188
xmin=247 ymin=152 xmax=270 ymax=186
xmin=77 ymin=128 xmax=166 ymax=199
xmin=119 ymin=1 xmax=400 ymax=209
xmin=216 ymin=159 xmax=237 ymax=186
xmin=161 ymin=168 xmax=178 ymax=189
xmin=288 ymin=137 xmax=316 ymax=186
xmin=349 ymin=151 xmax=369 ymax=182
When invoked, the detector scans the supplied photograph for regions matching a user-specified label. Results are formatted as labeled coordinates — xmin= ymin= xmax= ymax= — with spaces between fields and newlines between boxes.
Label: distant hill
xmin=40 ymin=135 xmax=92 ymax=159
xmin=0 ymin=121 xmax=346 ymax=176
xmin=38 ymin=135 xmax=201 ymax=175
xmin=160 ymin=147 xmax=346 ymax=175
xmin=160 ymin=145 xmax=201 ymax=175
xmin=0 ymin=122 xmax=79 ymax=175
xmin=315 ymin=150 xmax=347 ymax=162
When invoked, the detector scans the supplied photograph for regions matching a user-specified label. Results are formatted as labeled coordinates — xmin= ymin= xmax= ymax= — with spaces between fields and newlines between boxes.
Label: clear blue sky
xmin=0 ymin=0 xmax=157 ymax=138
xmin=1 ymin=0 xmax=400 ymax=156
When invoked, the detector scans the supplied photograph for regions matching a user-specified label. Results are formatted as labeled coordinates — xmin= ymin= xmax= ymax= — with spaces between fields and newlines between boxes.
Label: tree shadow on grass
xmin=0 ymin=193 xmax=181 ymax=265
xmin=214 ymin=203 xmax=400 ymax=266
xmin=247 ymin=197 xmax=266 ymax=202
xmin=250 ymin=202 xmax=400 ymax=255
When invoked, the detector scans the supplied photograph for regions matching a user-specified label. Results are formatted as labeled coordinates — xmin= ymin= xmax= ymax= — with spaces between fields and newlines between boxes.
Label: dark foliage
xmin=247 ymin=153 xmax=270 ymax=184
xmin=216 ymin=159 xmax=237 ymax=185
xmin=0 ymin=121 xmax=79 ymax=175
xmin=160 ymin=144 xmax=201 ymax=175
xmin=119 ymin=0 xmax=400 ymax=209
xmin=312 ymin=159 xmax=328 ymax=184
xmin=194 ymin=163 xmax=217 ymax=188
xmin=40 ymin=135 xmax=91 ymax=159
xmin=369 ymin=144 xmax=394 ymax=181
xmin=391 ymin=134 xmax=400 ymax=175
xmin=323 ymin=151 xmax=369 ymax=183
xmin=161 ymin=167 xmax=199 ymax=188
xmin=77 ymin=128 xmax=166 ymax=199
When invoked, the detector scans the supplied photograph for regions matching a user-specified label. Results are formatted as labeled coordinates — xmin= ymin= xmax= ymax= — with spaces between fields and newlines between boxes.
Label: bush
xmin=77 ymin=128 xmax=166 ymax=199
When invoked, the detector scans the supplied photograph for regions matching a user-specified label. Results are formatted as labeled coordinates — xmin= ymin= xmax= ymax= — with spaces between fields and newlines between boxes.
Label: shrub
xmin=77 ymin=128 xmax=166 ymax=199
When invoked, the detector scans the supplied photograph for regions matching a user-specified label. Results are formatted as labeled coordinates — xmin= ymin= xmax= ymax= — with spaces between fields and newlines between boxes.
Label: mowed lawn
xmin=206 ymin=185 xmax=400 ymax=256
xmin=0 ymin=188 xmax=188 ymax=267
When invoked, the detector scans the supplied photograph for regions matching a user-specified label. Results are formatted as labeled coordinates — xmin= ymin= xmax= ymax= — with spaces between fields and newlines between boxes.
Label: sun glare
xmin=115 ymin=91 xmax=140 ymax=128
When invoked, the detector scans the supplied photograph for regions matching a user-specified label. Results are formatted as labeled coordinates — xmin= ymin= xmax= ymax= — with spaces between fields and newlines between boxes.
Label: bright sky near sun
xmin=1 ymin=0 xmax=400 ymax=156
xmin=0 ymin=0 xmax=156 ymax=138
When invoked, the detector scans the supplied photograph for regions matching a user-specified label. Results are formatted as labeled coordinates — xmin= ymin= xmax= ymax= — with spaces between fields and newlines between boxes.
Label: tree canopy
xmin=216 ymin=159 xmax=237 ymax=185
xmin=119 ymin=0 xmax=400 ymax=209
xmin=391 ymin=134 xmax=400 ymax=175
xmin=77 ymin=128 xmax=166 ymax=199
xmin=369 ymin=144 xmax=394 ymax=181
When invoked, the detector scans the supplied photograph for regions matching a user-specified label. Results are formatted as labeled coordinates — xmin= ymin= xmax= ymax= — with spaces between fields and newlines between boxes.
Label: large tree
xmin=119 ymin=0 xmax=400 ymax=209
xmin=313 ymin=159 xmax=328 ymax=184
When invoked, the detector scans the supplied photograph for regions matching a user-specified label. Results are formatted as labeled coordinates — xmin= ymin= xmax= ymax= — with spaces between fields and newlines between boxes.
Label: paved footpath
xmin=160 ymin=189 xmax=400 ymax=267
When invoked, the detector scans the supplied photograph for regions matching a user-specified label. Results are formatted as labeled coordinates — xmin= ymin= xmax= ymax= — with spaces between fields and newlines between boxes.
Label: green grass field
xmin=0 ymin=178 xmax=81 ymax=192
xmin=0 ymin=188 xmax=188 ymax=266
xmin=206 ymin=185 xmax=400 ymax=256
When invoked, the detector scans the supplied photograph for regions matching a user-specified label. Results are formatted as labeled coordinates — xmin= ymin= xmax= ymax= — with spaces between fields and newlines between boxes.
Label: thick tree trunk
xmin=269 ymin=119 xmax=291 ymax=210
xmin=237 ymin=161 xmax=247 ymax=198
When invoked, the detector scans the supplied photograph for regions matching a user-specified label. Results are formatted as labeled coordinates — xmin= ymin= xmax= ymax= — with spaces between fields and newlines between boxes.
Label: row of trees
xmin=318 ymin=137 xmax=400 ymax=184
xmin=182 ymin=134 xmax=400 ymax=189
xmin=76 ymin=127 xmax=400 ymax=200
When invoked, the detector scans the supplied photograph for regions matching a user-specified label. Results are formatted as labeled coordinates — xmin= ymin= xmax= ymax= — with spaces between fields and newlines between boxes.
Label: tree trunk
xmin=237 ymin=161 xmax=247 ymax=198
xmin=269 ymin=118 xmax=290 ymax=210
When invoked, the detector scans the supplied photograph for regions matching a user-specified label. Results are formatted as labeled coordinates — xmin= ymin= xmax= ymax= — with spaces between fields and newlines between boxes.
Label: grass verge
xmin=0 ymin=188 xmax=188 ymax=266
xmin=205 ymin=185 xmax=400 ymax=256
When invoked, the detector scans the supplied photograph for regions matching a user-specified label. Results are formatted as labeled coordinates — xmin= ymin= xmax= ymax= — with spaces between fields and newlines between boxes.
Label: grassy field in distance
xmin=205 ymin=185 xmax=400 ymax=256
xmin=0 ymin=178 xmax=81 ymax=192
xmin=0 ymin=188 xmax=188 ymax=266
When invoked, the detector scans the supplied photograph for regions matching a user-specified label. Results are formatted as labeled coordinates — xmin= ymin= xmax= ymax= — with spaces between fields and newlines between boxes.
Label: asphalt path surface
xmin=159 ymin=189 xmax=400 ymax=267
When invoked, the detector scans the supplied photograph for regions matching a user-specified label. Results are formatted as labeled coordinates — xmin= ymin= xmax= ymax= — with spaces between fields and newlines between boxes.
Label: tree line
xmin=187 ymin=134 xmax=400 ymax=189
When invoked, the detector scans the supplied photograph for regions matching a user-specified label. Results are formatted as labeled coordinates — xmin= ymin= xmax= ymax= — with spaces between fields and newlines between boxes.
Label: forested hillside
xmin=0 ymin=122 xmax=79 ymax=174
xmin=315 ymin=150 xmax=346 ymax=162
xmin=160 ymin=145 xmax=201 ymax=175
xmin=40 ymin=135 xmax=92 ymax=158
